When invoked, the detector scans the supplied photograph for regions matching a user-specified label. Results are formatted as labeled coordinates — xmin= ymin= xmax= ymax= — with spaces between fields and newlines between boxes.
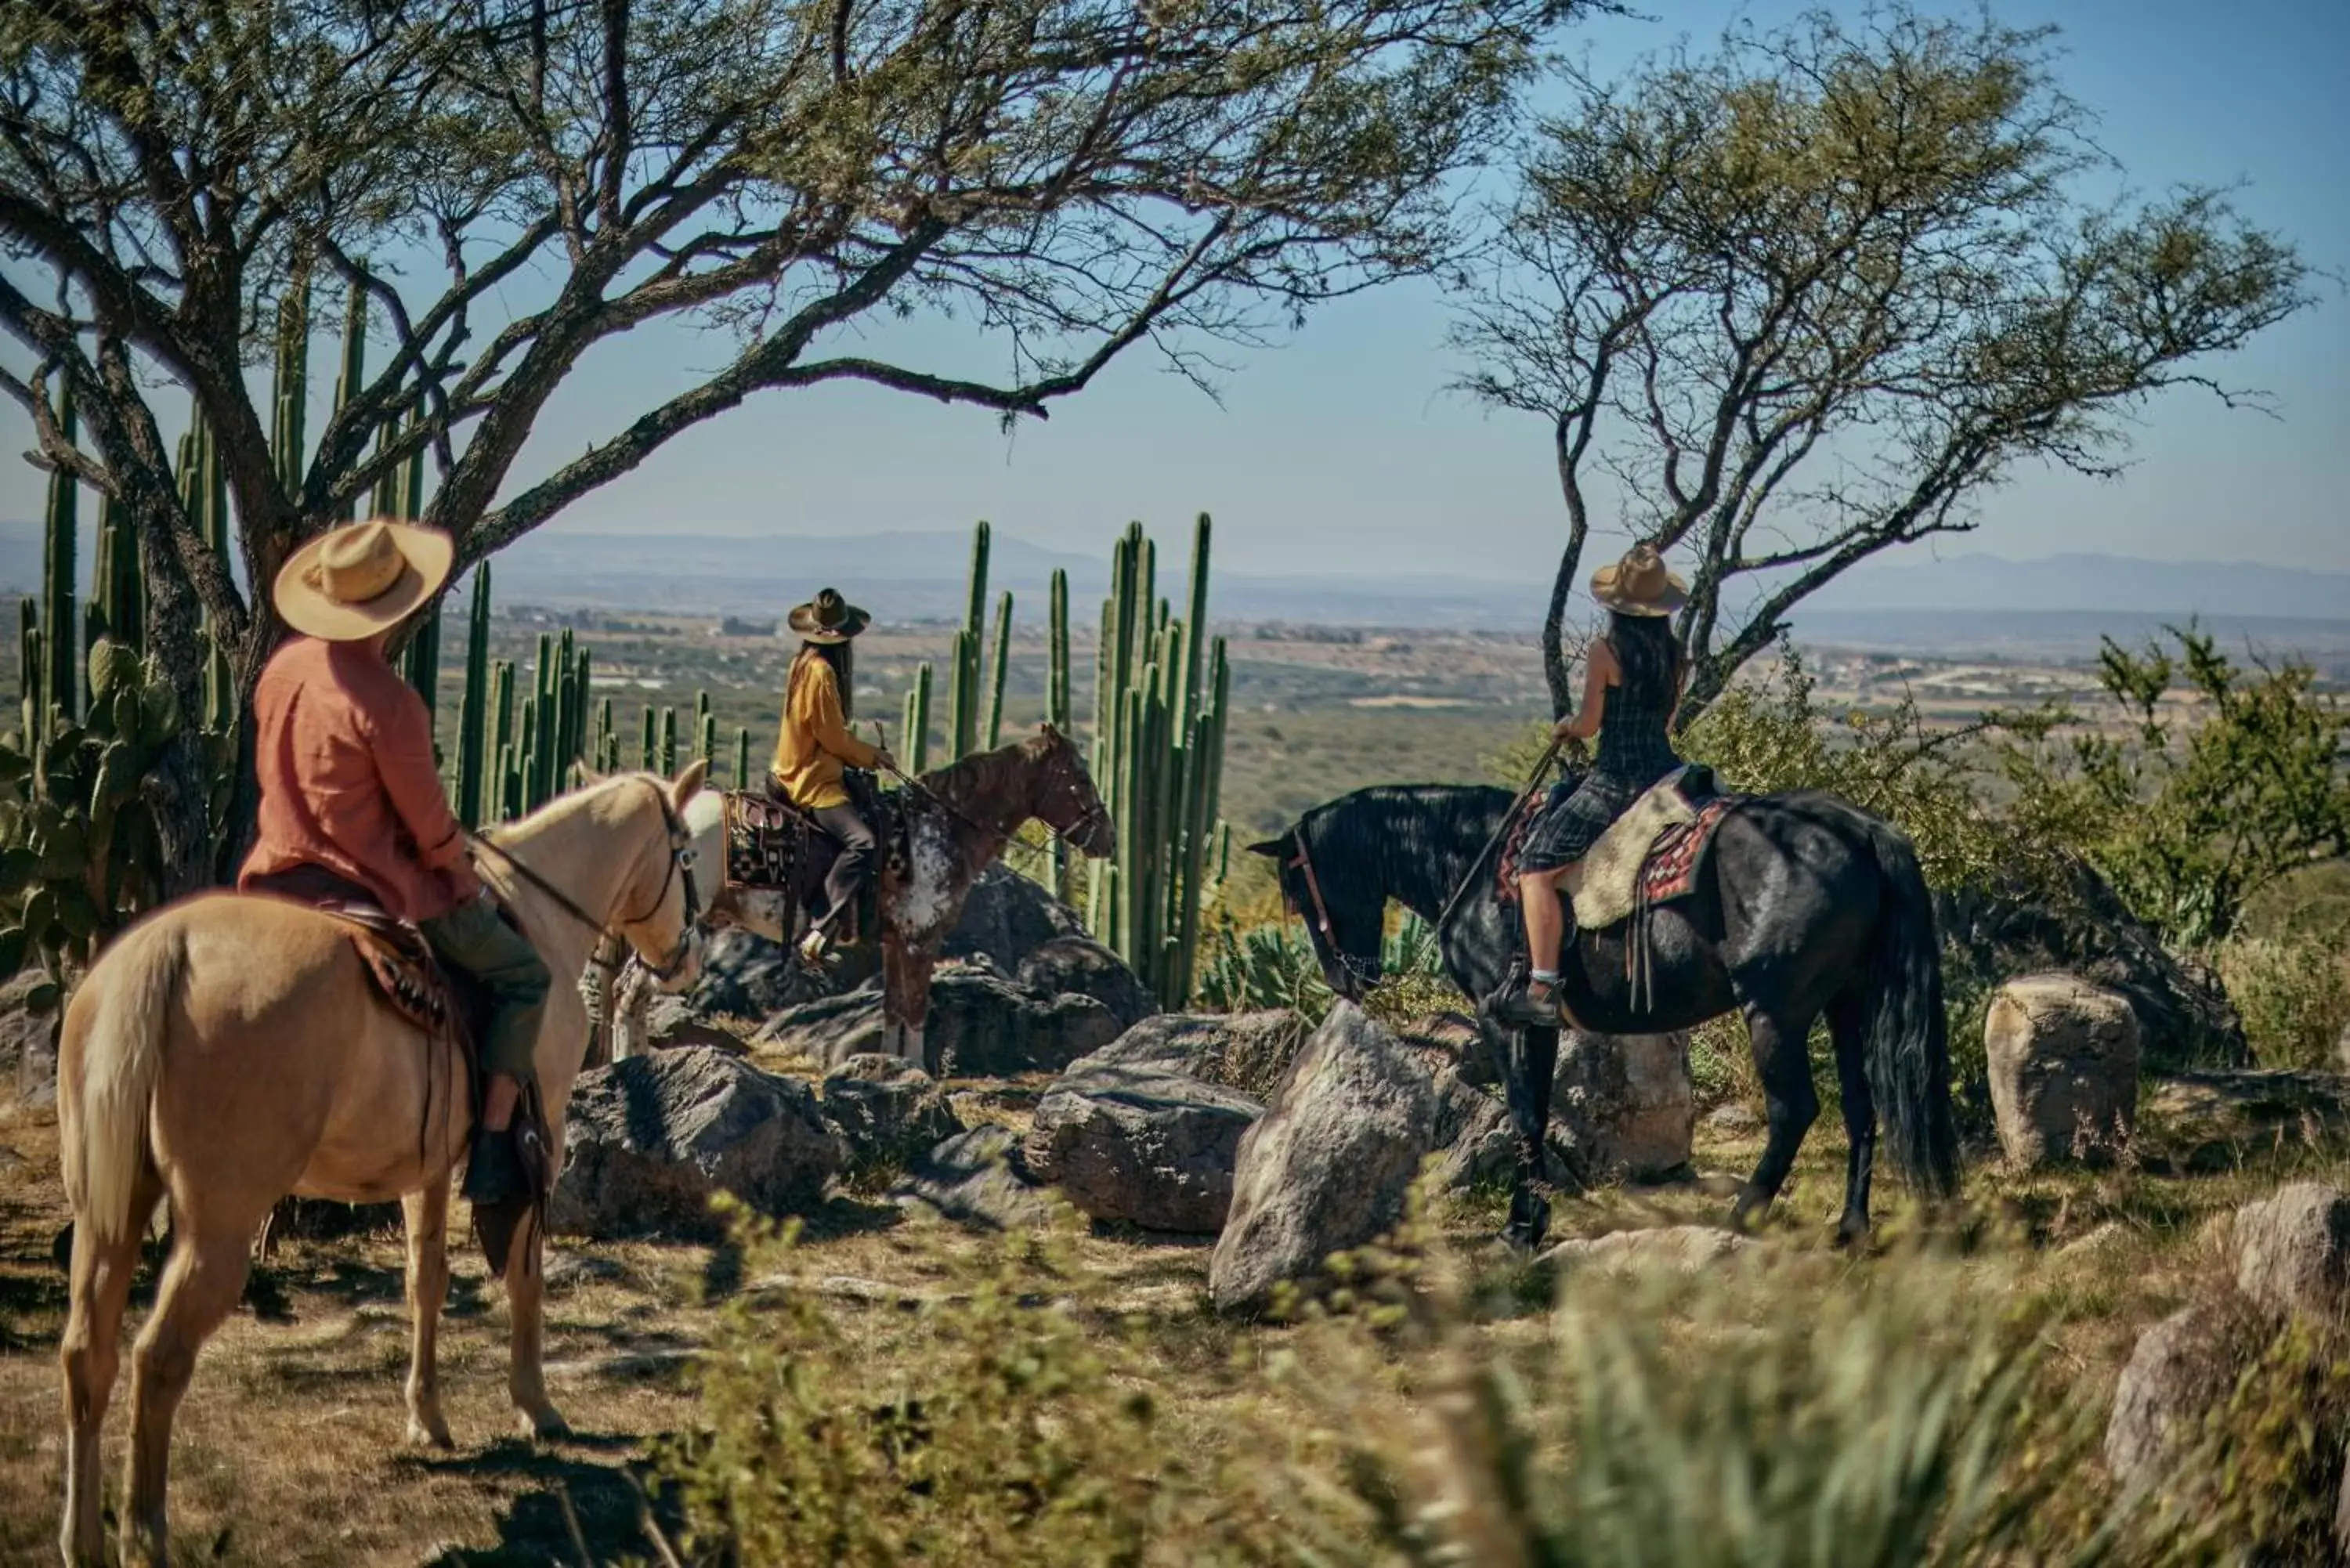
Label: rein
xmin=469 ymin=780 xmax=702 ymax=981
xmin=1435 ymin=737 xmax=1563 ymax=934
xmin=876 ymin=756 xmax=1106 ymax=863
xmin=1284 ymin=827 xmax=1382 ymax=989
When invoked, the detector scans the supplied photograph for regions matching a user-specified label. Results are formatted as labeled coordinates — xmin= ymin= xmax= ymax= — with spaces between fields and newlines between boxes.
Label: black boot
xmin=462 ymin=1125 xmax=526 ymax=1208
xmin=1491 ymin=974 xmax=1565 ymax=1029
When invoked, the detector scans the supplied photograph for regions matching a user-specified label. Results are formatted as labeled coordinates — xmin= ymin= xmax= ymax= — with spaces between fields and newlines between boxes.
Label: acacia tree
xmin=1 ymin=0 xmax=1575 ymax=887
xmin=1450 ymin=6 xmax=2315 ymax=721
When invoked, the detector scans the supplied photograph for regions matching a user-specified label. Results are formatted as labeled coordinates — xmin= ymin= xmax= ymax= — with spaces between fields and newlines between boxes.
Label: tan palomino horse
xmin=55 ymin=765 xmax=709 ymax=1568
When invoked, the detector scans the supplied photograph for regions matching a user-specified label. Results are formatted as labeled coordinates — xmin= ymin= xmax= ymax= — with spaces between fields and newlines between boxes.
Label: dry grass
xmin=2 ymin=1072 xmax=2346 ymax=1567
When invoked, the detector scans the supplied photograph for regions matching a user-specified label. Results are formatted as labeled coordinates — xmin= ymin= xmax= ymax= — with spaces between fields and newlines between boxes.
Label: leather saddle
xmin=1498 ymin=763 xmax=1739 ymax=919
xmin=723 ymin=771 xmax=898 ymax=939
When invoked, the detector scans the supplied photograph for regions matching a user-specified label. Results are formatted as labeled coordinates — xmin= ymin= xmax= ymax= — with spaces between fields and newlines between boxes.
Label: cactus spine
xmin=901 ymin=662 xmax=932 ymax=774
xmin=1085 ymin=515 xmax=1226 ymax=1006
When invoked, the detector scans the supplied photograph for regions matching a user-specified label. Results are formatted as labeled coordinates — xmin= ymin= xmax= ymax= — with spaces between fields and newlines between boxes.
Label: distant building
xmin=718 ymin=616 xmax=778 ymax=638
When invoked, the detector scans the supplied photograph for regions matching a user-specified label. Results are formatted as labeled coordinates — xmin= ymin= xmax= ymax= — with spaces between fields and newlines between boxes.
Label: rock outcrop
xmin=1024 ymin=1065 xmax=1264 ymax=1233
xmin=1983 ymin=973 xmax=2142 ymax=1167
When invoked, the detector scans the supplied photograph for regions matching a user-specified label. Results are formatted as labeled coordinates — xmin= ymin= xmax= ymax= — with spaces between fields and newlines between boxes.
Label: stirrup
xmin=1492 ymin=976 xmax=1566 ymax=1029
xmin=797 ymin=925 xmax=842 ymax=969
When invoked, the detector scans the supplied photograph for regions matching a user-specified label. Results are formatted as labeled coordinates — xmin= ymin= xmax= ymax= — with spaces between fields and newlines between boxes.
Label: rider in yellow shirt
xmin=770 ymin=588 xmax=894 ymax=963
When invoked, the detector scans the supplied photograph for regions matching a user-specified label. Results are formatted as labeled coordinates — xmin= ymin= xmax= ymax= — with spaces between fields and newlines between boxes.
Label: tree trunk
xmin=1541 ymin=537 xmax=1583 ymax=721
xmin=131 ymin=486 xmax=219 ymax=899
xmin=212 ymin=620 xmax=283 ymax=885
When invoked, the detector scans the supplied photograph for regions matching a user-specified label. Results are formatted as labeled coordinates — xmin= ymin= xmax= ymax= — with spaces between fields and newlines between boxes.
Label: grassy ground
xmin=4 ymin=1035 xmax=2341 ymax=1567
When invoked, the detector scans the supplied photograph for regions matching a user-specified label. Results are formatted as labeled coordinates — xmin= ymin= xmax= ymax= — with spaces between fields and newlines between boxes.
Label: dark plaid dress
xmin=1519 ymin=638 xmax=1682 ymax=873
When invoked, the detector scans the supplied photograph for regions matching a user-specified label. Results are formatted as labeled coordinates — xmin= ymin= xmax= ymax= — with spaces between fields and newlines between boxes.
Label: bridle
xmin=1283 ymin=826 xmax=1380 ymax=992
xmin=468 ymin=779 xmax=703 ymax=983
xmin=877 ymin=739 xmax=1109 ymax=861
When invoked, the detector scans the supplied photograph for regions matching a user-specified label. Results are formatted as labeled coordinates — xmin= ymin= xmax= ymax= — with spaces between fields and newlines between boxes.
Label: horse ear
xmin=671 ymin=757 xmax=710 ymax=807
xmin=1245 ymin=836 xmax=1288 ymax=858
xmin=577 ymin=761 xmax=608 ymax=786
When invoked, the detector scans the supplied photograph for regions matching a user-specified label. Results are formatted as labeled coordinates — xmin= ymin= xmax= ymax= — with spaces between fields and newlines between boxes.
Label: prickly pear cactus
xmin=0 ymin=638 xmax=186 ymax=988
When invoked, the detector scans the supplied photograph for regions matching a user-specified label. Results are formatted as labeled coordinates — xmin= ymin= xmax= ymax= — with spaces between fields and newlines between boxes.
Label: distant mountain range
xmin=2 ymin=522 xmax=2341 ymax=656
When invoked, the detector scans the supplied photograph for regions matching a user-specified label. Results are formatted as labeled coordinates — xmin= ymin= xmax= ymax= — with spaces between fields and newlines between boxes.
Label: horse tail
xmin=61 ymin=918 xmax=183 ymax=1248
xmin=1859 ymin=819 xmax=1961 ymax=1198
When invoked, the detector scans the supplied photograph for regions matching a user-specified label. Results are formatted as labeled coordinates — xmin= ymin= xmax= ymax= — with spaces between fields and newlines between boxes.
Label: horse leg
xmin=58 ymin=1169 xmax=160 ymax=1568
xmin=122 ymin=1220 xmax=251 ymax=1568
xmin=1501 ymin=1022 xmax=1560 ymax=1253
xmin=1828 ymin=991 xmax=1875 ymax=1246
xmin=1729 ymin=1008 xmax=1820 ymax=1233
xmin=503 ymin=1209 xmax=569 ymax=1440
xmin=402 ymin=1175 xmax=455 ymax=1448
xmin=881 ymin=940 xmax=934 ymax=1071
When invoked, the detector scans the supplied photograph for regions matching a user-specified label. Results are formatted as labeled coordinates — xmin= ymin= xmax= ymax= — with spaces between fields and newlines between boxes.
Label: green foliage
xmin=1193 ymin=906 xmax=1451 ymax=1025
xmin=2008 ymin=626 xmax=2350 ymax=948
xmin=2216 ymin=926 xmax=2350 ymax=1071
xmin=663 ymin=1209 xmax=1289 ymax=1568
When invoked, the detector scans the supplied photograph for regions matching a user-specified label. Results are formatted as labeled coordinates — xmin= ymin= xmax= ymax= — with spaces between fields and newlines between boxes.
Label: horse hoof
xmin=1835 ymin=1220 xmax=1871 ymax=1251
xmin=406 ymin=1416 xmax=454 ymax=1451
xmin=519 ymin=1407 xmax=572 ymax=1442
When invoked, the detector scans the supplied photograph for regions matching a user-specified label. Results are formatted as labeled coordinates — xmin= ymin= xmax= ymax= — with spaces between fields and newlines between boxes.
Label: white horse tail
xmin=63 ymin=918 xmax=183 ymax=1248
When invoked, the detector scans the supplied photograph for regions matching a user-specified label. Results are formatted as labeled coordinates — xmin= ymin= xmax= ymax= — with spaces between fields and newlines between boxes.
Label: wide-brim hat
xmin=789 ymin=587 xmax=871 ymax=644
xmin=273 ymin=518 xmax=455 ymax=641
xmin=1591 ymin=543 xmax=1688 ymax=617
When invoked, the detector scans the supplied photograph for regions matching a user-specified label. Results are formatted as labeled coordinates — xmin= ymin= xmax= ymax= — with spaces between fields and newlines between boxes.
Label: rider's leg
xmin=421 ymin=894 xmax=552 ymax=1205
xmin=810 ymin=803 xmax=877 ymax=934
xmin=1518 ymin=865 xmax=1570 ymax=977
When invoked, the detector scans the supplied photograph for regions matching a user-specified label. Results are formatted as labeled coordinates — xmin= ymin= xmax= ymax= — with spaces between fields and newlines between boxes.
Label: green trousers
xmin=421 ymin=895 xmax=551 ymax=1085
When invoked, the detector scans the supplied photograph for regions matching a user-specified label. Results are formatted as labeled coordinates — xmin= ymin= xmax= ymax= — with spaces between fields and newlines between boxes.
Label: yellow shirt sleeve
xmin=790 ymin=660 xmax=880 ymax=768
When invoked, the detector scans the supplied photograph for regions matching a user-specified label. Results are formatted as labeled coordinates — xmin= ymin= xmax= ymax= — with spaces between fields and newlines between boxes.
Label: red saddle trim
xmin=1638 ymin=795 xmax=1737 ymax=906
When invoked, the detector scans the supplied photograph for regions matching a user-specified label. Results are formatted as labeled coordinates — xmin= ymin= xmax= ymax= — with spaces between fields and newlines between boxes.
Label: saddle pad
xmin=318 ymin=903 xmax=461 ymax=1042
xmin=1494 ymin=789 xmax=1551 ymax=898
xmin=724 ymin=790 xmax=805 ymax=890
xmin=1640 ymin=796 xmax=1737 ymax=907
xmin=1565 ymin=776 xmax=1700 ymax=932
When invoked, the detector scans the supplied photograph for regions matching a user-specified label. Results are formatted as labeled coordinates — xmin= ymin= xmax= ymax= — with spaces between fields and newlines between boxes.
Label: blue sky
xmin=7 ymin=0 xmax=2345 ymax=580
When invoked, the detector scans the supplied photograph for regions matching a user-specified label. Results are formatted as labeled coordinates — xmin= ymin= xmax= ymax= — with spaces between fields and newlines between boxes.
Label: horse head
xmin=1247 ymin=818 xmax=1383 ymax=1003
xmin=1029 ymin=723 xmax=1116 ymax=858
xmin=611 ymin=760 xmax=711 ymax=992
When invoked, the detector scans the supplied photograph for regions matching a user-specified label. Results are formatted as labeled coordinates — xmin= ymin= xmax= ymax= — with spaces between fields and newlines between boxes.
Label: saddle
xmin=1498 ymin=764 xmax=1741 ymax=932
xmin=722 ymin=771 xmax=898 ymax=941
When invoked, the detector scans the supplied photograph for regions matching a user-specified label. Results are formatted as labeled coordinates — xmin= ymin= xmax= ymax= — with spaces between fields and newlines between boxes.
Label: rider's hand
xmin=1550 ymin=717 xmax=1578 ymax=742
xmin=874 ymin=748 xmax=897 ymax=771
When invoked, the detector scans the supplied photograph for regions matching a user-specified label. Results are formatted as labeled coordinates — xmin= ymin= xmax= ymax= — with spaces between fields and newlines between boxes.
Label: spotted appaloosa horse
xmin=607 ymin=724 xmax=1114 ymax=1071
xmin=1251 ymin=776 xmax=1959 ymax=1252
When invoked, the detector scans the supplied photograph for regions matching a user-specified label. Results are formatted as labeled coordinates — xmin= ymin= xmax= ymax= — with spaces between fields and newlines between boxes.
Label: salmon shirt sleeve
xmin=367 ymin=683 xmax=478 ymax=891
xmin=792 ymin=661 xmax=880 ymax=768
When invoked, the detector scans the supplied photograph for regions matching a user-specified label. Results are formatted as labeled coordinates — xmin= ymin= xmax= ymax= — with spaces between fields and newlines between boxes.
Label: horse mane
xmin=1300 ymin=782 xmax=1517 ymax=918
xmin=476 ymin=770 xmax=671 ymax=846
xmin=920 ymin=728 xmax=1059 ymax=815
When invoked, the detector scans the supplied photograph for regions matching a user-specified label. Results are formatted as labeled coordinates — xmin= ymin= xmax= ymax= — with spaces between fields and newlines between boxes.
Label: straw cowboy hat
xmin=788 ymin=587 xmax=871 ymax=644
xmin=273 ymin=518 xmax=455 ymax=641
xmin=1590 ymin=543 xmax=1688 ymax=617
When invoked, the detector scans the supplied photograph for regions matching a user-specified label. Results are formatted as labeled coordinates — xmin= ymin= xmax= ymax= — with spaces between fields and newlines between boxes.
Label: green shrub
xmin=2216 ymin=926 xmax=2350 ymax=1070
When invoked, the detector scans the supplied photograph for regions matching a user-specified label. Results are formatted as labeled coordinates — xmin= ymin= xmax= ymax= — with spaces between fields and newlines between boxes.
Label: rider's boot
xmin=1492 ymin=970 xmax=1567 ymax=1028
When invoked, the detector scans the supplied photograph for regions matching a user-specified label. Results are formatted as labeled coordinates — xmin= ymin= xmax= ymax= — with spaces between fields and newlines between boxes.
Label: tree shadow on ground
xmin=410 ymin=1441 xmax=685 ymax=1567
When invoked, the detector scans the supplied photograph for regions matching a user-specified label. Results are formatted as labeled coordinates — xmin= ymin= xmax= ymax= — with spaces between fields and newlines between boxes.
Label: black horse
xmin=1248 ymin=774 xmax=1958 ymax=1250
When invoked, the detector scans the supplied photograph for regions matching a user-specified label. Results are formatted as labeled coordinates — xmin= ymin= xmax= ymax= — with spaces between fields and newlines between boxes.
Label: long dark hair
xmin=795 ymin=638 xmax=855 ymax=720
xmin=1606 ymin=610 xmax=1681 ymax=699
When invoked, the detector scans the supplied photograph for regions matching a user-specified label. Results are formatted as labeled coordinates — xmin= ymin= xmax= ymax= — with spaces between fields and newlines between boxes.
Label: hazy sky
xmin=6 ymin=0 xmax=2345 ymax=580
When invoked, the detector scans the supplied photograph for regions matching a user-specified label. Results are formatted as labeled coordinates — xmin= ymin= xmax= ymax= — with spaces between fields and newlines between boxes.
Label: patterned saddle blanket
xmin=319 ymin=901 xmax=494 ymax=1058
xmin=1498 ymin=765 xmax=1741 ymax=931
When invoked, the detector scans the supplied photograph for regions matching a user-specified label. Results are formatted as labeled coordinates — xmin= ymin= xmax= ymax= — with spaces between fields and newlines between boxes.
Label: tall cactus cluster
xmin=1083 ymin=515 xmax=1228 ymax=1006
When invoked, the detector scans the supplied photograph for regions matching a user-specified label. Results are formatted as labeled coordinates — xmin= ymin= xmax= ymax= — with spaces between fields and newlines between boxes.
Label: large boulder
xmin=1080 ymin=1010 xmax=1309 ymax=1098
xmin=756 ymin=991 xmax=888 ymax=1067
xmin=2105 ymin=1304 xmax=2232 ymax=1492
xmin=1936 ymin=858 xmax=2245 ymax=1069
xmin=1540 ymin=1225 xmax=1757 ymax=1278
xmin=1209 ymin=1004 xmax=1440 ymax=1317
xmin=1549 ymin=1030 xmax=1694 ymax=1181
xmin=692 ymin=928 xmax=840 ymax=1020
xmin=1017 ymin=937 xmax=1158 ymax=1032
xmin=1983 ymin=973 xmax=2142 ymax=1167
xmin=820 ymin=1055 xmax=965 ymax=1172
xmin=553 ymin=1047 xmax=846 ymax=1238
xmin=925 ymin=962 xmax=1120 ymax=1076
xmin=942 ymin=865 xmax=1085 ymax=972
xmin=889 ymin=1125 xmax=1055 ymax=1231
xmin=1023 ymin=1065 xmax=1264 ymax=1233
xmin=2231 ymin=1183 xmax=2350 ymax=1320
xmin=3 ymin=971 xmax=60 ymax=1107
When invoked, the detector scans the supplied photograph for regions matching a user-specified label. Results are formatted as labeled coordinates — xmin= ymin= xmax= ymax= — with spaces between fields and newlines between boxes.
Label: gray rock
xmin=2105 ymin=1304 xmax=2232 ymax=1491
xmin=1540 ymin=1225 xmax=1756 ymax=1277
xmin=821 ymin=1055 xmax=964 ymax=1172
xmin=2337 ymin=1019 xmax=2350 ymax=1076
xmin=942 ymin=865 xmax=1085 ymax=972
xmin=1209 ymin=1003 xmax=1441 ymax=1317
xmin=1078 ymin=1010 xmax=1309 ymax=1099
xmin=1401 ymin=1011 xmax=1499 ymax=1086
xmin=890 ymin=1125 xmax=1055 ymax=1230
xmin=692 ymin=928 xmax=841 ymax=1019
xmin=1023 ymin=1065 xmax=1264 ymax=1233
xmin=644 ymin=993 xmax=748 ymax=1053
xmin=1550 ymin=1030 xmax=1694 ymax=1181
xmin=925 ymin=964 xmax=1119 ymax=1077
xmin=1984 ymin=973 xmax=2142 ymax=1168
xmin=756 ymin=992 xmax=889 ymax=1066
xmin=1017 ymin=937 xmax=1159 ymax=1031
xmin=553 ymin=1046 xmax=846 ymax=1238
xmin=2231 ymin=1182 xmax=2350 ymax=1320
xmin=3 ymin=970 xmax=60 ymax=1107
xmin=1705 ymin=1103 xmax=1761 ymax=1134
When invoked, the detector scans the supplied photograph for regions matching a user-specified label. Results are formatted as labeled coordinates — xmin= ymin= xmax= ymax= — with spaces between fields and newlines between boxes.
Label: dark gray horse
xmin=1248 ymin=776 xmax=1958 ymax=1250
